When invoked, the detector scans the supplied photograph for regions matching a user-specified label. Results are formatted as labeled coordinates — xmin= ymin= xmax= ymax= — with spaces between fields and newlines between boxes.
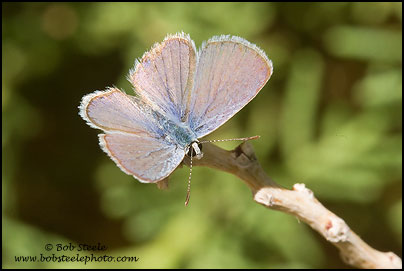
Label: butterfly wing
xmin=80 ymin=87 xmax=157 ymax=136
xmin=188 ymin=35 xmax=273 ymax=138
xmin=99 ymin=133 xmax=185 ymax=183
xmin=79 ymin=87 xmax=185 ymax=183
xmin=129 ymin=32 xmax=197 ymax=122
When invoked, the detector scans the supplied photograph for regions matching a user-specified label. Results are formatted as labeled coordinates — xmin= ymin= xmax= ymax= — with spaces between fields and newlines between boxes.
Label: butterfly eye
xmin=186 ymin=141 xmax=203 ymax=157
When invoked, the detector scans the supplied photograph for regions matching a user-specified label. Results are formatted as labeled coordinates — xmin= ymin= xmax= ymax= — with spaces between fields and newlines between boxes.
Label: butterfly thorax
xmin=153 ymin=110 xmax=198 ymax=150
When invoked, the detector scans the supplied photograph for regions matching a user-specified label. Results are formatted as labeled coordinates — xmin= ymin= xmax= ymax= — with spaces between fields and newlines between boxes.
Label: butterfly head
xmin=186 ymin=141 xmax=203 ymax=160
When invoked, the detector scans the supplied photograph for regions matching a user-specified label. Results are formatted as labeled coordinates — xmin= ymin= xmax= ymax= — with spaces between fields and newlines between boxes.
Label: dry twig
xmin=174 ymin=141 xmax=401 ymax=269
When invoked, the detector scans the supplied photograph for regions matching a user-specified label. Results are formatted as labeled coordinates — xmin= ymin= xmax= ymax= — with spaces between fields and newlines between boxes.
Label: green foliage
xmin=3 ymin=2 xmax=402 ymax=268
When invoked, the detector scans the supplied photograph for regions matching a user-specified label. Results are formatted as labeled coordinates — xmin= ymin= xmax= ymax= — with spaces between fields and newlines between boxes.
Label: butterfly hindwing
xmin=99 ymin=133 xmax=185 ymax=183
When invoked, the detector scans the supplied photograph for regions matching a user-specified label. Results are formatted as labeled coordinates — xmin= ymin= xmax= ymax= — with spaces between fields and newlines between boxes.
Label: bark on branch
xmin=169 ymin=141 xmax=402 ymax=269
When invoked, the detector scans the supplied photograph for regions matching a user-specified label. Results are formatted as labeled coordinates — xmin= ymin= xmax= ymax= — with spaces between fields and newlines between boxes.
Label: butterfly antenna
xmin=199 ymin=135 xmax=260 ymax=144
xmin=185 ymin=147 xmax=193 ymax=206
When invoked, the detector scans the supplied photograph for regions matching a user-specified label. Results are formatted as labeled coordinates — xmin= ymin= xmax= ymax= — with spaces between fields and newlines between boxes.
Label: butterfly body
xmin=155 ymin=112 xmax=198 ymax=149
xmin=79 ymin=32 xmax=272 ymax=183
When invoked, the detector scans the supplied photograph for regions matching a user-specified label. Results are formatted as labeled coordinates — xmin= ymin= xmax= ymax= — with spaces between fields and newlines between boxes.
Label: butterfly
xmin=79 ymin=32 xmax=272 ymax=204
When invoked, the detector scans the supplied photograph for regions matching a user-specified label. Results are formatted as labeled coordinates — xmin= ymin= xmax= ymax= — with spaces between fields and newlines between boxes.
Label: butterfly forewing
xmin=79 ymin=87 xmax=185 ymax=182
xmin=129 ymin=32 xmax=197 ymax=122
xmin=80 ymin=88 xmax=156 ymax=136
xmin=188 ymin=35 xmax=273 ymax=138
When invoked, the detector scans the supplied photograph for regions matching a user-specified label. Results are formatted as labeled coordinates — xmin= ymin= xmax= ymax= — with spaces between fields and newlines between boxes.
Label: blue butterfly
xmin=79 ymin=32 xmax=272 ymax=204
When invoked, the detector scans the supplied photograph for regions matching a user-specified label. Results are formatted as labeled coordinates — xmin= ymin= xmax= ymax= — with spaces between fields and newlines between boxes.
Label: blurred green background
xmin=2 ymin=2 xmax=402 ymax=268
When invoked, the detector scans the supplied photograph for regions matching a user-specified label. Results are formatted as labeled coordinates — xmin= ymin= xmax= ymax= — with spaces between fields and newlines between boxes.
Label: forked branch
xmin=177 ymin=142 xmax=402 ymax=269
